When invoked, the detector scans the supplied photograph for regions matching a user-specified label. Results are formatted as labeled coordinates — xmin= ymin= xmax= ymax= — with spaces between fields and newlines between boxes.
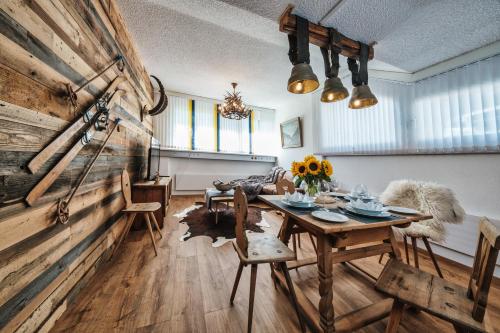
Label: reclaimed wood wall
xmin=0 ymin=0 xmax=154 ymax=331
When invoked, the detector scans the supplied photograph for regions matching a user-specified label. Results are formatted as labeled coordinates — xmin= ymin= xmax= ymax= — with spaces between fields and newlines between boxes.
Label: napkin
xmin=285 ymin=191 xmax=314 ymax=203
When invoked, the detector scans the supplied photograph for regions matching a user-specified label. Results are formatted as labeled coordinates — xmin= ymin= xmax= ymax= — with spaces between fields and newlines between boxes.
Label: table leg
xmin=317 ymin=234 xmax=335 ymax=332
xmin=388 ymin=228 xmax=402 ymax=260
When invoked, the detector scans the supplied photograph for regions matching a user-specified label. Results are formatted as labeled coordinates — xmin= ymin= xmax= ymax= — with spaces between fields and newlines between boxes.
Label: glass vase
xmin=305 ymin=179 xmax=320 ymax=198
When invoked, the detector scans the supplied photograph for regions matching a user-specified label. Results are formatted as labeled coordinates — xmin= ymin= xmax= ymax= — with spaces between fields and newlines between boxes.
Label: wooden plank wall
xmin=0 ymin=0 xmax=154 ymax=331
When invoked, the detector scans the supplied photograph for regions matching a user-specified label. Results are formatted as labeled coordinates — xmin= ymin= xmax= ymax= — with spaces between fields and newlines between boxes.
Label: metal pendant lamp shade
xmin=288 ymin=63 xmax=319 ymax=94
xmin=320 ymin=29 xmax=348 ymax=103
xmin=347 ymin=43 xmax=378 ymax=109
xmin=348 ymin=84 xmax=378 ymax=109
xmin=287 ymin=16 xmax=319 ymax=94
xmin=321 ymin=77 xmax=349 ymax=102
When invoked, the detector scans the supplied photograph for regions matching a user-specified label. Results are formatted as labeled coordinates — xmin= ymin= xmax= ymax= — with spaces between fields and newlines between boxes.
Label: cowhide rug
xmin=176 ymin=202 xmax=271 ymax=247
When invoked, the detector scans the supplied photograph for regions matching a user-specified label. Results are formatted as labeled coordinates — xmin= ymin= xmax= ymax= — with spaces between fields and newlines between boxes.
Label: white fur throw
xmin=380 ymin=180 xmax=465 ymax=242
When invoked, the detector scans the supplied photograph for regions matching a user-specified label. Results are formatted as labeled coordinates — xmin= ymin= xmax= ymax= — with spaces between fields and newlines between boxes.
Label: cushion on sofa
xmin=262 ymin=184 xmax=277 ymax=195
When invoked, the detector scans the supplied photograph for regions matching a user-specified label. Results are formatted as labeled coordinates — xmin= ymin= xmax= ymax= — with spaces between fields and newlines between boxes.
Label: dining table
xmin=257 ymin=194 xmax=432 ymax=333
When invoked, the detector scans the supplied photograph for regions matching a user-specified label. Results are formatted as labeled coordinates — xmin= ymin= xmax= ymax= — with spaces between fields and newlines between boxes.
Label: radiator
xmin=175 ymin=174 xmax=248 ymax=191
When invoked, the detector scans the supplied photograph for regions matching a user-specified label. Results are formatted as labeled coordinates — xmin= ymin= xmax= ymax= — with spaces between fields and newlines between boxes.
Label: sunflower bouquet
xmin=291 ymin=155 xmax=333 ymax=197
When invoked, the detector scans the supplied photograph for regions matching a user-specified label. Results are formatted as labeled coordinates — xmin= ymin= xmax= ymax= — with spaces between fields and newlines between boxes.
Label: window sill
xmin=159 ymin=148 xmax=277 ymax=163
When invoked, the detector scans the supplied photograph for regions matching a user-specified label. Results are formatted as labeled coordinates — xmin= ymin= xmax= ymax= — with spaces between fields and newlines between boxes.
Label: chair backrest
xmin=276 ymin=178 xmax=295 ymax=195
xmin=233 ymin=186 xmax=249 ymax=256
xmin=121 ymin=169 xmax=132 ymax=208
xmin=468 ymin=217 xmax=500 ymax=322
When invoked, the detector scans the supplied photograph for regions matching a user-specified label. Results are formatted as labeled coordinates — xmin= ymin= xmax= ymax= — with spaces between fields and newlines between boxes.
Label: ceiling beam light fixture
xmin=218 ymin=82 xmax=252 ymax=120
xmin=320 ymin=29 xmax=349 ymax=103
xmin=347 ymin=43 xmax=378 ymax=109
xmin=287 ymin=15 xmax=319 ymax=94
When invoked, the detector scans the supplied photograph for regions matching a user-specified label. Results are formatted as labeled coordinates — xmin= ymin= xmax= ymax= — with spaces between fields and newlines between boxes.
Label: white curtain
xmin=194 ymin=100 xmax=216 ymax=151
xmin=219 ymin=116 xmax=250 ymax=153
xmin=154 ymin=95 xmax=190 ymax=150
xmin=154 ymin=94 xmax=275 ymax=154
xmin=314 ymin=55 xmax=500 ymax=155
xmin=252 ymin=107 xmax=275 ymax=155
xmin=314 ymin=79 xmax=410 ymax=154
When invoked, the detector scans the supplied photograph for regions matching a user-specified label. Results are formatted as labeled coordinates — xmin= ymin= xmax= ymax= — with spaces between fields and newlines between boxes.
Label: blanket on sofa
xmin=231 ymin=166 xmax=286 ymax=201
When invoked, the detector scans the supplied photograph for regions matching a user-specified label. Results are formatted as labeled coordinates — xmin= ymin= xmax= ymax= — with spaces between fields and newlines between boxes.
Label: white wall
xmin=274 ymin=93 xmax=314 ymax=168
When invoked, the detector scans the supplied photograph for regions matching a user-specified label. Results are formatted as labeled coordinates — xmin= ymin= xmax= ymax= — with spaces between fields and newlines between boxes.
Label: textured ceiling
xmin=116 ymin=0 xmax=500 ymax=109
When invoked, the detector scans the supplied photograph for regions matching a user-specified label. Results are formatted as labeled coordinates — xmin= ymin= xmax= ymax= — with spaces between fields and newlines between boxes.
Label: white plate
xmin=311 ymin=210 xmax=349 ymax=223
xmin=387 ymin=206 xmax=420 ymax=215
xmin=281 ymin=199 xmax=317 ymax=209
xmin=329 ymin=192 xmax=347 ymax=197
xmin=345 ymin=205 xmax=391 ymax=217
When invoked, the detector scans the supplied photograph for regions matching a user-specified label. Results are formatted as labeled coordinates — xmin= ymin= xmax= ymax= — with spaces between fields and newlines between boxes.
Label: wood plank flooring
xmin=50 ymin=196 xmax=500 ymax=333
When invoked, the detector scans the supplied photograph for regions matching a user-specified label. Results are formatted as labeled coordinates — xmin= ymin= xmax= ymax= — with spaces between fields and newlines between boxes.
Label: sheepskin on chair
xmin=380 ymin=180 xmax=465 ymax=242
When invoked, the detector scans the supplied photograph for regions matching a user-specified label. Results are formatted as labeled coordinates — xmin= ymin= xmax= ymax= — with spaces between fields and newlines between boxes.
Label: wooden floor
xmin=51 ymin=196 xmax=500 ymax=333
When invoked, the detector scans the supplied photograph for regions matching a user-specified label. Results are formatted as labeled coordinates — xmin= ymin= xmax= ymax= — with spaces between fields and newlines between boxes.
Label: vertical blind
xmin=314 ymin=55 xmax=500 ymax=154
xmin=154 ymin=94 xmax=275 ymax=155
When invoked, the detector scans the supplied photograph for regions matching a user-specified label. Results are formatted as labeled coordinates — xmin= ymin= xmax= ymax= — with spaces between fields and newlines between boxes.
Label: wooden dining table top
xmin=257 ymin=194 xmax=432 ymax=235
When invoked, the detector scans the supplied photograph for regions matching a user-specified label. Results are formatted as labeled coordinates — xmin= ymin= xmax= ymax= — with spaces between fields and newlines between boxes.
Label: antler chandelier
xmin=218 ymin=83 xmax=252 ymax=120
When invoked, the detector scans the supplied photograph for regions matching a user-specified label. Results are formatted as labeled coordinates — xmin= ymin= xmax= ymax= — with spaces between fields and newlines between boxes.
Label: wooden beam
xmin=279 ymin=4 xmax=374 ymax=60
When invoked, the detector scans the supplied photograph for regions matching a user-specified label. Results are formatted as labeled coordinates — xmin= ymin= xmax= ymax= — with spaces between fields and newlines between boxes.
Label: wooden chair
xmin=376 ymin=217 xmax=499 ymax=333
xmin=111 ymin=170 xmax=163 ymax=258
xmin=276 ymin=178 xmax=317 ymax=256
xmin=230 ymin=186 xmax=305 ymax=333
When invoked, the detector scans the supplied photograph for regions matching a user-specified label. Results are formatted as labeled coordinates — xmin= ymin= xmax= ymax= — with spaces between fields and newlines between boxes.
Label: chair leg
xmin=378 ymin=253 xmax=385 ymax=264
xmin=308 ymin=233 xmax=317 ymax=254
xmin=403 ymin=236 xmax=410 ymax=264
xmin=144 ymin=213 xmax=158 ymax=256
xmin=297 ymin=233 xmax=301 ymax=248
xmin=269 ymin=263 xmax=277 ymax=289
xmin=422 ymin=237 xmax=444 ymax=278
xmin=385 ymin=299 xmax=405 ymax=333
xmin=110 ymin=212 xmax=136 ymax=260
xmin=230 ymin=262 xmax=244 ymax=305
xmin=292 ymin=234 xmax=297 ymax=253
xmin=279 ymin=262 xmax=306 ymax=333
xmin=411 ymin=237 xmax=419 ymax=268
xmin=149 ymin=212 xmax=163 ymax=239
xmin=215 ymin=202 xmax=219 ymax=225
xmin=248 ymin=264 xmax=258 ymax=333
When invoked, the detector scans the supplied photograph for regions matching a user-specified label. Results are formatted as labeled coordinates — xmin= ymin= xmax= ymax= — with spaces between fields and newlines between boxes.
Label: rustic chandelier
xmin=218 ymin=82 xmax=252 ymax=120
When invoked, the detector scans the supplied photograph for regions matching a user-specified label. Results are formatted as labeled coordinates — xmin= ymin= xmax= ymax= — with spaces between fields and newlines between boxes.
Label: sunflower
xmin=322 ymin=160 xmax=333 ymax=176
xmin=303 ymin=154 xmax=316 ymax=163
xmin=306 ymin=158 xmax=321 ymax=176
xmin=291 ymin=161 xmax=299 ymax=176
xmin=295 ymin=162 xmax=307 ymax=177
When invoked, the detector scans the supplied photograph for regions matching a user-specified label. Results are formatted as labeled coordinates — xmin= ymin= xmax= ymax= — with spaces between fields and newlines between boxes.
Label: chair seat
xmin=123 ymin=202 xmax=161 ymax=213
xmin=375 ymin=259 xmax=486 ymax=332
xmin=233 ymin=233 xmax=296 ymax=264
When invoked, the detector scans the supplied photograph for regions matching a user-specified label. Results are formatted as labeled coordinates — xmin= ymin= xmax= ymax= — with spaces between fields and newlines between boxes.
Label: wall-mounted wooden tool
xmin=28 ymin=76 xmax=126 ymax=174
xmin=66 ymin=55 xmax=124 ymax=107
xmin=25 ymin=89 xmax=126 ymax=206
xmin=56 ymin=118 xmax=122 ymax=224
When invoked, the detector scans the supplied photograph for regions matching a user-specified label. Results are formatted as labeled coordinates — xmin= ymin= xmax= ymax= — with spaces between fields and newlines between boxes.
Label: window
xmin=314 ymin=55 xmax=500 ymax=155
xmin=154 ymin=94 xmax=275 ymax=155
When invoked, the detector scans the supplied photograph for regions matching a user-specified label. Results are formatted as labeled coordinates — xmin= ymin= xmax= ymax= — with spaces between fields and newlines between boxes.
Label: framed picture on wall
xmin=280 ymin=117 xmax=303 ymax=148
